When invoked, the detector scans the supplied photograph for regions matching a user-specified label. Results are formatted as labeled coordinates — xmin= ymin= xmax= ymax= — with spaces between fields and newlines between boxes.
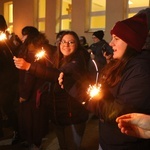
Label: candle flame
xmin=0 ymin=32 xmax=7 ymax=41
xmin=35 ymin=48 xmax=46 ymax=61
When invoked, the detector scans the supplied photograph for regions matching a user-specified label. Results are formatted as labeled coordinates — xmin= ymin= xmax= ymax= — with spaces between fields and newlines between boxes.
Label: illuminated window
xmin=38 ymin=0 xmax=46 ymax=32
xmin=128 ymin=0 xmax=150 ymax=17
xmin=60 ymin=0 xmax=72 ymax=30
xmin=89 ymin=0 xmax=106 ymax=31
xmin=4 ymin=1 xmax=13 ymax=33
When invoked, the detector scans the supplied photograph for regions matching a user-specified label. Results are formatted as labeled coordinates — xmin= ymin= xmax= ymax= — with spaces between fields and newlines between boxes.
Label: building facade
xmin=0 ymin=0 xmax=149 ymax=45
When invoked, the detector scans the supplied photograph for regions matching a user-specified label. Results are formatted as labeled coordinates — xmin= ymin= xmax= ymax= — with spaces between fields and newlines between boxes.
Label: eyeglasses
xmin=60 ymin=40 xmax=75 ymax=46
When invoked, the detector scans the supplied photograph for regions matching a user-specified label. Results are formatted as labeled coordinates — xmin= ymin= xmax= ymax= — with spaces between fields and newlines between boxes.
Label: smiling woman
xmin=13 ymin=30 xmax=90 ymax=150
xmin=59 ymin=34 xmax=77 ymax=57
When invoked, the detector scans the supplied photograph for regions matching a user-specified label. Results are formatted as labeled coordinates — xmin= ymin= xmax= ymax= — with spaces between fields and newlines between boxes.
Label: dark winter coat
xmin=29 ymin=50 xmax=89 ymax=126
xmin=88 ymin=40 xmax=113 ymax=83
xmin=89 ymin=40 xmax=113 ymax=71
xmin=0 ymin=40 xmax=19 ymax=134
xmin=63 ymin=50 xmax=150 ymax=150
xmin=97 ymin=50 xmax=150 ymax=150
xmin=18 ymin=43 xmax=51 ymax=146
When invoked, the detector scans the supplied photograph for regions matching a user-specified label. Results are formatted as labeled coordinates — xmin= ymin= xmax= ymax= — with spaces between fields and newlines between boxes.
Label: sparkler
xmin=84 ymin=53 xmax=101 ymax=104
xmin=0 ymin=31 xmax=14 ymax=57
xmin=87 ymin=83 xmax=101 ymax=99
xmin=35 ymin=47 xmax=46 ymax=61
xmin=0 ymin=31 xmax=7 ymax=40
xmin=34 ymin=47 xmax=53 ymax=64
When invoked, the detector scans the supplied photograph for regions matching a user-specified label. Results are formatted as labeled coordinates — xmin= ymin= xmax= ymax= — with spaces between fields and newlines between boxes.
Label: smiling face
xmin=109 ymin=34 xmax=127 ymax=59
xmin=60 ymin=34 xmax=77 ymax=57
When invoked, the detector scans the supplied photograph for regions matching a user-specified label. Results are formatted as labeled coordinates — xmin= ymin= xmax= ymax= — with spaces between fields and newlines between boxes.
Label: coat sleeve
xmin=29 ymin=62 xmax=60 ymax=82
xmin=28 ymin=55 xmax=86 ymax=83
xmin=115 ymin=61 xmax=150 ymax=113
xmin=63 ymin=59 xmax=150 ymax=120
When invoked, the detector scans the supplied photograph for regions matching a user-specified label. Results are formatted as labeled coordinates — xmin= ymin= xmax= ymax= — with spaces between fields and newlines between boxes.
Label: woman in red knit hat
xmin=58 ymin=13 xmax=150 ymax=150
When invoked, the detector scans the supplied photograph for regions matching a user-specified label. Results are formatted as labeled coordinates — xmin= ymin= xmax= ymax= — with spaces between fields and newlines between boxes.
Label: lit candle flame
xmin=87 ymin=84 xmax=101 ymax=99
xmin=35 ymin=47 xmax=46 ymax=61
xmin=0 ymin=31 xmax=7 ymax=41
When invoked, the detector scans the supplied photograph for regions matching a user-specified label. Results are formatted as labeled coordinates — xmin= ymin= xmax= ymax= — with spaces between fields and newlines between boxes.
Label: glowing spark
xmin=82 ymin=84 xmax=101 ymax=104
xmin=35 ymin=47 xmax=46 ymax=61
xmin=87 ymin=84 xmax=101 ymax=99
xmin=0 ymin=31 xmax=14 ymax=56
xmin=82 ymin=54 xmax=101 ymax=105
xmin=0 ymin=32 xmax=7 ymax=41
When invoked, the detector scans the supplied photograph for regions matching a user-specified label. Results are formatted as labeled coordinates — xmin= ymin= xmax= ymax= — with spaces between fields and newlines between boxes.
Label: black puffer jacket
xmin=29 ymin=51 xmax=89 ymax=125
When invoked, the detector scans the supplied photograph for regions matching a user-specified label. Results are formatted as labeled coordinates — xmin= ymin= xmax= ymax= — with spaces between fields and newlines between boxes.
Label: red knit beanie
xmin=111 ymin=13 xmax=148 ymax=51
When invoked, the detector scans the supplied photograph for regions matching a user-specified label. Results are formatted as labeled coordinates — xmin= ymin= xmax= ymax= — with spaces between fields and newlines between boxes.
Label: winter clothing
xmin=64 ymin=50 xmax=150 ymax=150
xmin=0 ymin=15 xmax=7 ymax=31
xmin=62 ymin=14 xmax=150 ymax=150
xmin=28 ymin=47 xmax=89 ymax=149
xmin=0 ymin=30 xmax=20 ymax=139
xmin=111 ymin=13 xmax=148 ymax=51
xmin=29 ymin=51 xmax=89 ymax=125
xmin=96 ymin=50 xmax=150 ymax=150
xmin=89 ymin=40 xmax=113 ymax=83
xmin=17 ymin=28 xmax=52 ymax=147
xmin=93 ymin=30 xmax=104 ymax=40
xmin=137 ymin=8 xmax=150 ymax=50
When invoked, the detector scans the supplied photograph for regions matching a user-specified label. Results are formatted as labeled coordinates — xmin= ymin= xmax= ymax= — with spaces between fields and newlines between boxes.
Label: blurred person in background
xmin=0 ymin=15 xmax=20 ymax=144
xmin=79 ymin=36 xmax=89 ymax=50
xmin=15 ymin=26 xmax=52 ymax=150
xmin=88 ymin=30 xmax=113 ymax=84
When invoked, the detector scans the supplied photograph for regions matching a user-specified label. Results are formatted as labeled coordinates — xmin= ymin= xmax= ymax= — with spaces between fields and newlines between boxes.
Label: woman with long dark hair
xmin=13 ymin=31 xmax=89 ymax=150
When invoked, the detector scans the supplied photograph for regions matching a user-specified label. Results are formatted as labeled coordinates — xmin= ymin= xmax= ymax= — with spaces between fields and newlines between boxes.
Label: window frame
xmin=4 ymin=1 xmax=13 ymax=33
xmin=88 ymin=0 xmax=106 ymax=32
xmin=37 ymin=0 xmax=46 ymax=32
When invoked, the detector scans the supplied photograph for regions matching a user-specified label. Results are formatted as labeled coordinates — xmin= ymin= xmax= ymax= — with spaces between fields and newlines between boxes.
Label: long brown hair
xmin=100 ymin=46 xmax=139 ymax=87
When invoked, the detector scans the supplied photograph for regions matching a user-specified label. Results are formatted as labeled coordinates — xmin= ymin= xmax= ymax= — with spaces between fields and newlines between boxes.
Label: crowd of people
xmin=0 ymin=7 xmax=150 ymax=150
